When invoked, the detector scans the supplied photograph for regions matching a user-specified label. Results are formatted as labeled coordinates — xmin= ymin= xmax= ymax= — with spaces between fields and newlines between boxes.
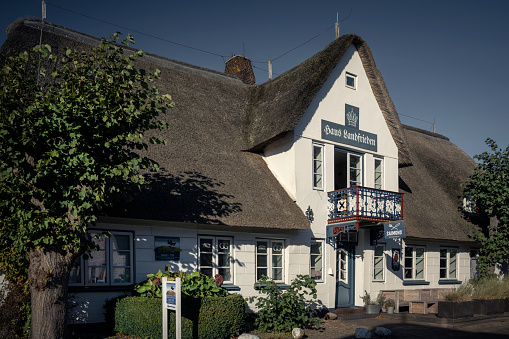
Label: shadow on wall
xmin=108 ymin=170 xmax=243 ymax=224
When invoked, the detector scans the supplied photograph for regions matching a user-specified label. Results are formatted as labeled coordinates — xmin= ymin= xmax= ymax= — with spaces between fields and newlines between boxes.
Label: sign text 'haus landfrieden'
xmin=321 ymin=104 xmax=378 ymax=151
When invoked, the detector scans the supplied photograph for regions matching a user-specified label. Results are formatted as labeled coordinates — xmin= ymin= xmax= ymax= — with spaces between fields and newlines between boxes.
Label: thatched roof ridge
xmin=245 ymin=34 xmax=412 ymax=167
xmin=400 ymin=126 xmax=477 ymax=241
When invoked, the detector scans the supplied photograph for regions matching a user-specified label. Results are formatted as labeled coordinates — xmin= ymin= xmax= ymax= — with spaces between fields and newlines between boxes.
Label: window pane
xmin=92 ymin=236 xmax=106 ymax=249
xmin=200 ymin=253 xmax=213 ymax=267
xmin=440 ymin=268 xmax=447 ymax=279
xmin=113 ymin=268 xmax=130 ymax=283
xmin=272 ymin=268 xmax=283 ymax=281
xmin=257 ymin=254 xmax=267 ymax=268
xmin=404 ymin=268 xmax=413 ymax=279
xmin=112 ymin=234 xmax=130 ymax=251
xmin=69 ymin=266 xmax=81 ymax=284
xmin=272 ymin=255 xmax=282 ymax=268
xmin=272 ymin=242 xmax=283 ymax=254
xmin=218 ymin=239 xmax=230 ymax=253
xmin=200 ymin=239 xmax=213 ymax=252
xmin=88 ymin=251 xmax=106 ymax=266
xmin=416 ymin=257 xmax=424 ymax=279
xmin=311 ymin=243 xmax=322 ymax=255
xmin=88 ymin=267 xmax=107 ymax=283
xmin=257 ymin=242 xmax=268 ymax=253
xmin=374 ymin=268 xmax=383 ymax=280
xmin=218 ymin=253 xmax=230 ymax=267
xmin=440 ymin=249 xmax=447 ymax=258
xmin=113 ymin=251 xmax=130 ymax=266
xmin=375 ymin=245 xmax=384 ymax=256
xmin=416 ymin=247 xmax=424 ymax=258
xmin=218 ymin=268 xmax=231 ymax=282
xmin=200 ymin=267 xmax=213 ymax=278
xmin=257 ymin=268 xmax=267 ymax=280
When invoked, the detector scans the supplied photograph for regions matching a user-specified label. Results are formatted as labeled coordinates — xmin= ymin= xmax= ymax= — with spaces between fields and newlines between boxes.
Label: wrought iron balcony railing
xmin=328 ymin=186 xmax=403 ymax=224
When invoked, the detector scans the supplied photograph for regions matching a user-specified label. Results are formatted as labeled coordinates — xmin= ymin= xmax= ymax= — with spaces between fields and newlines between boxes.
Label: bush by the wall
xmin=115 ymin=294 xmax=245 ymax=339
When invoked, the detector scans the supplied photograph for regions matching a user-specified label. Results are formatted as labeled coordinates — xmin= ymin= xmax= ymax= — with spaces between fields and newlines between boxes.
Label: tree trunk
xmin=28 ymin=247 xmax=73 ymax=339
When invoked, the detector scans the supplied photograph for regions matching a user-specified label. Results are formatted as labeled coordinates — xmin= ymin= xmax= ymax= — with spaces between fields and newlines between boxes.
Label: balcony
xmin=328 ymin=186 xmax=403 ymax=224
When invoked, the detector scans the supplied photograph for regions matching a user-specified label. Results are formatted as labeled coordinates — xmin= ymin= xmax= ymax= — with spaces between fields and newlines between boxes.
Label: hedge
xmin=115 ymin=294 xmax=246 ymax=339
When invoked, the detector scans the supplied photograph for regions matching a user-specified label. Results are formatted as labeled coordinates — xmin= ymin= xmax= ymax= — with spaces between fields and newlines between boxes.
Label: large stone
xmin=292 ymin=328 xmax=305 ymax=339
xmin=375 ymin=327 xmax=392 ymax=336
xmin=354 ymin=327 xmax=372 ymax=338
xmin=238 ymin=334 xmax=260 ymax=339
xmin=325 ymin=312 xmax=338 ymax=320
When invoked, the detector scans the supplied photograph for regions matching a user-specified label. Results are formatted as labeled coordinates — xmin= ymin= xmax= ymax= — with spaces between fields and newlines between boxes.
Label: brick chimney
xmin=225 ymin=55 xmax=255 ymax=85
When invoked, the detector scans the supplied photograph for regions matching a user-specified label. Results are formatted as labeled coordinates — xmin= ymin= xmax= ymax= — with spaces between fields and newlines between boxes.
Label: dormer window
xmin=346 ymin=72 xmax=357 ymax=89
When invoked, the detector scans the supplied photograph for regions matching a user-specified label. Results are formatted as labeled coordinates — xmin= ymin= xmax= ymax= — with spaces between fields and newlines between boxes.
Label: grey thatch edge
xmin=402 ymin=124 xmax=449 ymax=141
xmin=245 ymin=34 xmax=412 ymax=168
xmin=5 ymin=19 xmax=245 ymax=86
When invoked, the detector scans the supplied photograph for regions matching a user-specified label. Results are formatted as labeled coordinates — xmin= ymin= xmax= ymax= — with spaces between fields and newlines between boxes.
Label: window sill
xmin=402 ymin=280 xmax=430 ymax=286
xmin=254 ymin=283 xmax=289 ymax=290
xmin=69 ymin=285 xmax=133 ymax=293
xmin=222 ymin=284 xmax=241 ymax=291
xmin=438 ymin=280 xmax=462 ymax=285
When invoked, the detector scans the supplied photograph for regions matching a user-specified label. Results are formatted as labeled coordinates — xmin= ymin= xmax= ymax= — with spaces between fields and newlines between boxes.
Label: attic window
xmin=346 ymin=72 xmax=356 ymax=89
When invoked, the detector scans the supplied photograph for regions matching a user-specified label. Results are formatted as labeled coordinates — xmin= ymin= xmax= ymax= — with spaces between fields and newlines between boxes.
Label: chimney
xmin=225 ymin=55 xmax=255 ymax=85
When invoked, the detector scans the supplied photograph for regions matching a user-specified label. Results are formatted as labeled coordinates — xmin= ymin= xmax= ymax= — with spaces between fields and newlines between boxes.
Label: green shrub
xmin=248 ymin=275 xmax=319 ymax=333
xmin=115 ymin=295 xmax=246 ymax=339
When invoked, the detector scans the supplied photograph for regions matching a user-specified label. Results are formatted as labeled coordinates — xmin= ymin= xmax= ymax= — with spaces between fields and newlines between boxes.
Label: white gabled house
xmin=1 ymin=19 xmax=481 ymax=323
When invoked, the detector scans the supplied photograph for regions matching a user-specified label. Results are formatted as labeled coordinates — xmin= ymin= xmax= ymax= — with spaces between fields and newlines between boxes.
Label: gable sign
xmin=383 ymin=221 xmax=405 ymax=239
xmin=321 ymin=104 xmax=377 ymax=151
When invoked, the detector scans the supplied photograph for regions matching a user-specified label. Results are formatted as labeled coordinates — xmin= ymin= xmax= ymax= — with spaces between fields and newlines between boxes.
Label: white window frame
xmin=198 ymin=236 xmax=234 ymax=284
xmin=346 ymin=72 xmax=357 ymax=89
xmin=374 ymin=157 xmax=384 ymax=190
xmin=310 ymin=239 xmax=324 ymax=282
xmin=440 ymin=247 xmax=458 ymax=280
xmin=404 ymin=245 xmax=425 ymax=280
xmin=256 ymin=239 xmax=285 ymax=282
xmin=312 ymin=144 xmax=324 ymax=190
xmin=69 ymin=231 xmax=134 ymax=287
xmin=349 ymin=152 xmax=362 ymax=187
xmin=373 ymin=244 xmax=385 ymax=281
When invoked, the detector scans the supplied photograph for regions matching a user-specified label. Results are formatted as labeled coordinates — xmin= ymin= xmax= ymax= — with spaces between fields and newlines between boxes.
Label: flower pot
xmin=386 ymin=306 xmax=394 ymax=314
xmin=365 ymin=304 xmax=381 ymax=314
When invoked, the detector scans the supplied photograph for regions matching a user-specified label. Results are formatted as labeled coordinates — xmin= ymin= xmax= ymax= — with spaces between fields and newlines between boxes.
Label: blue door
xmin=336 ymin=244 xmax=355 ymax=307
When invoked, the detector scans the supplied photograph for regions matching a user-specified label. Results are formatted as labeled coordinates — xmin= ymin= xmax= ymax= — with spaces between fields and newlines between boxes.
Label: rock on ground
xmin=292 ymin=328 xmax=305 ymax=339
xmin=375 ymin=327 xmax=392 ymax=336
xmin=238 ymin=334 xmax=260 ymax=339
xmin=354 ymin=327 xmax=372 ymax=338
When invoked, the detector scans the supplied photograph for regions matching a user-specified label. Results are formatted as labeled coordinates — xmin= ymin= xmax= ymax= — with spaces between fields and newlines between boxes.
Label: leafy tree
xmin=463 ymin=138 xmax=509 ymax=274
xmin=0 ymin=33 xmax=173 ymax=339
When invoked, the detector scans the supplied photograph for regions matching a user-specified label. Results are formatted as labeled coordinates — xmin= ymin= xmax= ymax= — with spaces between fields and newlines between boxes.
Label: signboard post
xmin=162 ymin=276 xmax=181 ymax=339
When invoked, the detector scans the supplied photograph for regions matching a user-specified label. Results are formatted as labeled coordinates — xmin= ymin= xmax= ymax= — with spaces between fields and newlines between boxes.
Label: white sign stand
xmin=162 ymin=277 xmax=181 ymax=339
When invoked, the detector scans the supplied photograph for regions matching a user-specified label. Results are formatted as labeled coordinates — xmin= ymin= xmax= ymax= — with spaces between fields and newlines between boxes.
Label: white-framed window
xmin=334 ymin=149 xmax=364 ymax=190
xmin=256 ymin=239 xmax=284 ymax=282
xmin=310 ymin=240 xmax=324 ymax=281
xmin=346 ymin=72 xmax=357 ymax=89
xmin=198 ymin=236 xmax=233 ymax=284
xmin=404 ymin=246 xmax=425 ymax=280
xmin=440 ymin=247 xmax=458 ymax=280
xmin=312 ymin=144 xmax=324 ymax=190
xmin=373 ymin=244 xmax=385 ymax=281
xmin=69 ymin=231 xmax=134 ymax=286
xmin=374 ymin=158 xmax=383 ymax=190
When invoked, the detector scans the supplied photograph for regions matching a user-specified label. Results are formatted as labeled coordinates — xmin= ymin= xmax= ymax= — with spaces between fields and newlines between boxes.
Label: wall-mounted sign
xmin=155 ymin=236 xmax=182 ymax=261
xmin=383 ymin=221 xmax=405 ymax=239
xmin=391 ymin=248 xmax=401 ymax=271
xmin=345 ymin=104 xmax=359 ymax=129
xmin=321 ymin=119 xmax=377 ymax=152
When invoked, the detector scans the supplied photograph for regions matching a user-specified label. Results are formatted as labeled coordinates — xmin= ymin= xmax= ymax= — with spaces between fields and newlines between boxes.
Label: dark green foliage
xmin=0 ymin=282 xmax=31 ymax=338
xmin=115 ymin=295 xmax=246 ymax=339
xmin=463 ymin=138 xmax=509 ymax=274
xmin=135 ymin=268 xmax=226 ymax=298
xmin=248 ymin=275 xmax=319 ymax=332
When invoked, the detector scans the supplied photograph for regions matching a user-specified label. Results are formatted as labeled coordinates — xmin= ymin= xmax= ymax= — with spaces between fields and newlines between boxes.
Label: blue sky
xmin=1 ymin=1 xmax=508 ymax=159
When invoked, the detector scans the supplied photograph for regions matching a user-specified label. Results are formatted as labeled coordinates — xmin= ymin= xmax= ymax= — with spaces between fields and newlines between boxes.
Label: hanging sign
xmin=383 ymin=221 xmax=405 ymax=239
xmin=162 ymin=277 xmax=181 ymax=339
xmin=391 ymin=248 xmax=401 ymax=271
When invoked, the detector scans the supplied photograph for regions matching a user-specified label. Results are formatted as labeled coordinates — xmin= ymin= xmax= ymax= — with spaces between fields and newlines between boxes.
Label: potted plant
xmin=385 ymin=298 xmax=395 ymax=314
xmin=361 ymin=291 xmax=382 ymax=314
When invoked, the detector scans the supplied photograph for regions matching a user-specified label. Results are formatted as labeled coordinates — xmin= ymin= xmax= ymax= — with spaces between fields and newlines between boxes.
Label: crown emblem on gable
xmin=346 ymin=108 xmax=358 ymax=127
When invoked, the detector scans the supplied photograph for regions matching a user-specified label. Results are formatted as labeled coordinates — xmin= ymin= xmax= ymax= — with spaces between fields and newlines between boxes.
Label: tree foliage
xmin=463 ymin=138 xmax=509 ymax=273
xmin=0 ymin=32 xmax=173 ymax=338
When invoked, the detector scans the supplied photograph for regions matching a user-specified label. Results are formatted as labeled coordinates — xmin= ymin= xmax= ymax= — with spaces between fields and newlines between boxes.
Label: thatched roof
xmin=2 ymin=19 xmax=413 ymax=230
xmin=400 ymin=125 xmax=477 ymax=242
xmin=246 ymin=34 xmax=412 ymax=167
